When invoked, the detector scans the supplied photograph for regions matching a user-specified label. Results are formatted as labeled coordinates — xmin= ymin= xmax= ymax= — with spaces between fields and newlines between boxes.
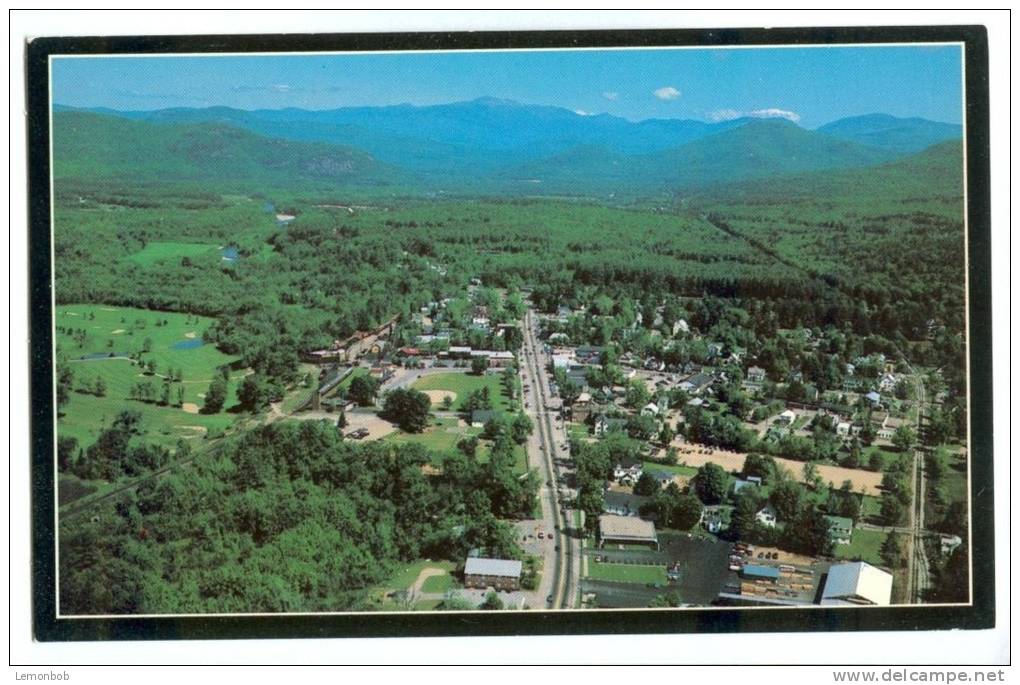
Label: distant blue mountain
xmin=58 ymin=98 xmax=754 ymax=174
xmin=52 ymin=100 xmax=962 ymax=194
xmin=816 ymin=113 xmax=962 ymax=154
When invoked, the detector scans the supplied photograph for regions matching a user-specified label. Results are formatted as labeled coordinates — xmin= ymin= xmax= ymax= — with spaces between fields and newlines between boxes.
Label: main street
xmin=519 ymin=307 xmax=580 ymax=609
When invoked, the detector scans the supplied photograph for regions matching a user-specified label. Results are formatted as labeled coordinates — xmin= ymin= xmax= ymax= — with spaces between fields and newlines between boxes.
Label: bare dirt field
xmin=423 ymin=390 xmax=456 ymax=405
xmin=287 ymin=410 xmax=397 ymax=440
xmin=181 ymin=402 xmax=200 ymax=415
xmin=673 ymin=443 xmax=884 ymax=496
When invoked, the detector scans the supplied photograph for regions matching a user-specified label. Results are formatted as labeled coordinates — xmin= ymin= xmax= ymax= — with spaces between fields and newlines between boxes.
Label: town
xmin=271 ymin=276 xmax=966 ymax=611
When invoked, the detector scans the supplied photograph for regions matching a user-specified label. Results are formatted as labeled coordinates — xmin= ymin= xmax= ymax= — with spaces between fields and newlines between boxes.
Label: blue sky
xmin=52 ymin=44 xmax=963 ymax=128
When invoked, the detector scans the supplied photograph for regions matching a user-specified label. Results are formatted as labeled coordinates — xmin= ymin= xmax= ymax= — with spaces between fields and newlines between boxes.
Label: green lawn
xmin=385 ymin=417 xmax=527 ymax=473
xmin=412 ymin=372 xmax=511 ymax=412
xmin=586 ymin=560 xmax=667 ymax=585
xmin=835 ymin=527 xmax=887 ymax=565
xmin=641 ymin=460 xmax=700 ymax=479
xmin=56 ymin=304 xmax=244 ymax=450
xmin=860 ymin=494 xmax=883 ymax=521
xmin=337 ymin=366 xmax=369 ymax=391
xmin=421 ymin=574 xmax=455 ymax=594
xmin=123 ymin=241 xmax=220 ymax=266
xmin=385 ymin=417 xmax=481 ymax=452
xmin=366 ymin=559 xmax=459 ymax=607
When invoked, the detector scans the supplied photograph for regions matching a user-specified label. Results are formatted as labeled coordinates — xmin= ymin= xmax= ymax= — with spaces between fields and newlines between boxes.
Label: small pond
xmin=172 ymin=338 xmax=205 ymax=350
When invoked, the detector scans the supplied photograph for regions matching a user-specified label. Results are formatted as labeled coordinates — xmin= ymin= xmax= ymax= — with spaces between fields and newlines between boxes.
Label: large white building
xmin=820 ymin=561 xmax=893 ymax=606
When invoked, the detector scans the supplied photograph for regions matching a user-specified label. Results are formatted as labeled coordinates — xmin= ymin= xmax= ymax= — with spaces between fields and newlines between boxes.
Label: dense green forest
xmin=60 ymin=420 xmax=536 ymax=614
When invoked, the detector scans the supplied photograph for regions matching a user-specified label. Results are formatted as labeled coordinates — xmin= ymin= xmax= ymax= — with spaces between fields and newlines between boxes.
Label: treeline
xmin=59 ymin=420 xmax=539 ymax=615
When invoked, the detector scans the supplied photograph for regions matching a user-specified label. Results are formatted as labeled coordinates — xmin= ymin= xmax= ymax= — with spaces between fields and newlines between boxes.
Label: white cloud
xmin=271 ymin=84 xmax=291 ymax=92
xmin=573 ymin=109 xmax=595 ymax=116
xmin=653 ymin=86 xmax=681 ymax=100
xmin=709 ymin=107 xmax=801 ymax=123
xmin=602 ymin=91 xmax=619 ymax=101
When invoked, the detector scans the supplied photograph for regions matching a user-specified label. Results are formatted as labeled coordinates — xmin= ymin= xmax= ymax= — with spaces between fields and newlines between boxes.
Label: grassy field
xmin=641 ymin=461 xmax=701 ymax=479
xmin=421 ymin=574 xmax=455 ymax=594
xmin=123 ymin=241 xmax=221 ymax=266
xmin=363 ymin=559 xmax=459 ymax=610
xmin=860 ymin=494 xmax=883 ymax=522
xmin=834 ymin=527 xmax=887 ymax=565
xmin=385 ymin=417 xmax=481 ymax=452
xmin=56 ymin=304 xmax=245 ymax=450
xmin=586 ymin=560 xmax=667 ymax=585
xmin=411 ymin=372 xmax=511 ymax=412
xmin=385 ymin=417 xmax=527 ymax=473
xmin=337 ymin=366 xmax=369 ymax=391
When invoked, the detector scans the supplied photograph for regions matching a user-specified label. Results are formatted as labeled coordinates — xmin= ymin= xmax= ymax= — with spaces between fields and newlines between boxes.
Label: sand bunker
xmin=177 ymin=425 xmax=208 ymax=438
xmin=184 ymin=331 xmax=197 ymax=339
xmin=423 ymin=390 xmax=456 ymax=405
xmin=181 ymin=402 xmax=200 ymax=414
xmin=110 ymin=329 xmax=125 ymax=334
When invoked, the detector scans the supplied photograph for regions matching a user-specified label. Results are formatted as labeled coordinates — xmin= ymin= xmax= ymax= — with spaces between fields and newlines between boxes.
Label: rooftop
xmin=599 ymin=514 xmax=657 ymax=542
xmin=821 ymin=561 xmax=892 ymax=606
xmin=464 ymin=557 xmax=523 ymax=578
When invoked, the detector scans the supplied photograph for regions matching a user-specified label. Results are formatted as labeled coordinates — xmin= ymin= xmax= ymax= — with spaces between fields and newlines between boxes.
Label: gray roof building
xmin=464 ymin=557 xmax=523 ymax=578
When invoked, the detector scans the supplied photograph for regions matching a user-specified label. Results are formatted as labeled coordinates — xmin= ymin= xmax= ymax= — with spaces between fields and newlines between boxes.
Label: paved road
xmin=520 ymin=308 xmax=580 ymax=609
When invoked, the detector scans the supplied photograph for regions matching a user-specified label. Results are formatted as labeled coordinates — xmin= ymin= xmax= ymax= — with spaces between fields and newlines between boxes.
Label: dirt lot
xmin=288 ymin=409 xmax=397 ymax=440
xmin=422 ymin=390 xmax=456 ymax=405
xmin=673 ymin=443 xmax=884 ymax=496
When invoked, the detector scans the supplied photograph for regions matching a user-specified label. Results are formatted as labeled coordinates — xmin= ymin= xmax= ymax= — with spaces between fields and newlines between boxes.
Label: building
xmin=775 ymin=409 xmax=797 ymax=426
xmin=612 ymin=461 xmax=643 ymax=485
xmin=746 ymin=366 xmax=766 ymax=383
xmin=470 ymin=349 xmax=515 ymax=368
xmin=471 ymin=409 xmax=497 ymax=428
xmin=755 ymin=504 xmax=778 ymax=528
xmin=820 ymin=562 xmax=893 ymax=606
xmin=552 ymin=354 xmax=572 ymax=370
xmin=824 ymin=515 xmax=854 ymax=546
xmin=575 ymin=346 xmax=603 ymax=364
xmin=598 ymin=514 xmax=658 ymax=550
xmin=572 ymin=392 xmax=594 ymax=423
xmin=865 ymin=391 xmax=882 ymax=406
xmin=701 ymin=505 xmax=726 ymax=533
xmin=596 ymin=415 xmax=629 ymax=438
xmin=741 ymin=564 xmax=781 ymax=583
xmin=679 ymin=372 xmax=714 ymax=395
xmin=940 ymin=534 xmax=963 ymax=555
xmin=732 ymin=478 xmax=760 ymax=494
xmin=603 ymin=490 xmax=649 ymax=517
xmin=641 ymin=402 xmax=660 ymax=417
xmin=464 ymin=557 xmax=523 ymax=591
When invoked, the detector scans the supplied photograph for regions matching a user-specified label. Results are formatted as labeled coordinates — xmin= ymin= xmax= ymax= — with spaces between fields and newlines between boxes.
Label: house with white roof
xmin=755 ymin=504 xmax=778 ymax=528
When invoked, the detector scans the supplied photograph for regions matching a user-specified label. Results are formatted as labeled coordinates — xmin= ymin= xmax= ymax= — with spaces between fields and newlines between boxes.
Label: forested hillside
xmin=53 ymin=111 xmax=402 ymax=187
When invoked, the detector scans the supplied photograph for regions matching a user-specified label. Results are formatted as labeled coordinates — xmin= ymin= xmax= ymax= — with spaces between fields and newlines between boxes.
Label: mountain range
xmin=52 ymin=98 xmax=962 ymax=194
